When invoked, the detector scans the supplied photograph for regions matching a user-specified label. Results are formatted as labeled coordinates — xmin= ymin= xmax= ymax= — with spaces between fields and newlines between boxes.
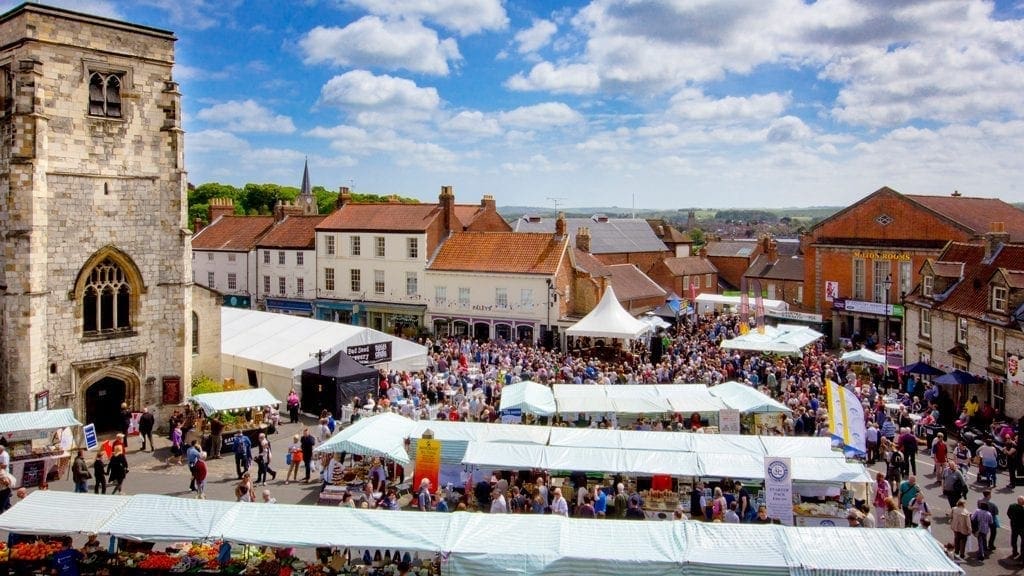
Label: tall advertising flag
xmin=739 ymin=284 xmax=750 ymax=335
xmin=754 ymin=282 xmax=766 ymax=335
xmin=826 ymin=379 xmax=866 ymax=457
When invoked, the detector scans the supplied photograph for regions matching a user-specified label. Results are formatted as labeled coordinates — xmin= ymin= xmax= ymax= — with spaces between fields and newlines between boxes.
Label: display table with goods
xmin=187 ymin=389 xmax=282 ymax=453
xmin=0 ymin=408 xmax=80 ymax=488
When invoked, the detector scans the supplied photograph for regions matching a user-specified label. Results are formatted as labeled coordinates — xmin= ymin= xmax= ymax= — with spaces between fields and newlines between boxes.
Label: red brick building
xmin=802 ymin=187 xmax=1024 ymax=348
xmin=702 ymin=240 xmax=763 ymax=290
xmin=649 ymin=256 xmax=718 ymax=301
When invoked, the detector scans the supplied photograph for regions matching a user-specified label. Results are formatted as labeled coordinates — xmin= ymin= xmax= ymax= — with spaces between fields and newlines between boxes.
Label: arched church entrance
xmin=86 ymin=377 xmax=125 ymax=433
xmin=76 ymin=365 xmax=141 ymax=433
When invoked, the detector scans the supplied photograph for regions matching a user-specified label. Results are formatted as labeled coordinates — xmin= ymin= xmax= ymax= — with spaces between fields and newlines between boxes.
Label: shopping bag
xmin=285 ymin=453 xmax=292 ymax=466
xmin=966 ymin=536 xmax=978 ymax=555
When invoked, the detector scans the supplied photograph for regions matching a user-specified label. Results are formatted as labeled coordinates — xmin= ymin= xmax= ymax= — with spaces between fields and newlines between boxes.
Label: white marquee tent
xmin=841 ymin=347 xmax=886 ymax=365
xmin=220 ymin=308 xmax=427 ymax=402
xmin=694 ymin=293 xmax=789 ymax=313
xmin=708 ymin=381 xmax=792 ymax=414
xmin=552 ymin=383 xmax=727 ymax=414
xmin=497 ymin=381 xmax=556 ymax=416
xmin=565 ymin=286 xmax=650 ymax=339
xmin=189 ymin=388 xmax=281 ymax=416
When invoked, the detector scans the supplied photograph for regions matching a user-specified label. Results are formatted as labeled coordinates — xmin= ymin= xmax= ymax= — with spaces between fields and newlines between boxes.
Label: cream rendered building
xmin=0 ymin=5 xmax=192 ymax=430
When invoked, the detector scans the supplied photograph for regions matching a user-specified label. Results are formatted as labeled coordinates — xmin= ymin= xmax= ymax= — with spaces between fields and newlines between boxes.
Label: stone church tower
xmin=0 ymin=4 xmax=191 ymax=430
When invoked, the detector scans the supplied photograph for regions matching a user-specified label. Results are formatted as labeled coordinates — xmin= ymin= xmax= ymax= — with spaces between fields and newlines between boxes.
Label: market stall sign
xmin=831 ymin=298 xmax=904 ymax=318
xmin=413 ymin=438 xmax=441 ymax=492
xmin=347 ymin=341 xmax=392 ymax=365
xmin=83 ymin=423 xmax=98 ymax=450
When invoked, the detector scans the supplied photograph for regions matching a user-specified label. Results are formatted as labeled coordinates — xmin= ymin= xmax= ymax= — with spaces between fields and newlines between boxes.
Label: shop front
xmin=832 ymin=298 xmax=904 ymax=365
xmin=362 ymin=302 xmax=427 ymax=337
xmin=314 ymin=299 xmax=363 ymax=326
xmin=265 ymin=297 xmax=314 ymax=317
xmin=429 ymin=315 xmax=539 ymax=343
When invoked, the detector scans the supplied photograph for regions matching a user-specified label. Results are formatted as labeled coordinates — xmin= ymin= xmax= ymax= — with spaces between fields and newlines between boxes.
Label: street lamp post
xmin=882 ymin=273 xmax=892 ymax=363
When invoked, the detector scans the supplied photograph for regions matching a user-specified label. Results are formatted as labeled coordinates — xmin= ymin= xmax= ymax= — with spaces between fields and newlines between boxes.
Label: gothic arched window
xmin=88 ymin=72 xmax=122 ymax=118
xmin=82 ymin=258 xmax=132 ymax=334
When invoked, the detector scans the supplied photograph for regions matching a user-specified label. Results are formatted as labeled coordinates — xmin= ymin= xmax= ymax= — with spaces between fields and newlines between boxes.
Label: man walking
xmin=1008 ymin=495 xmax=1024 ymax=561
xmin=898 ymin=427 xmax=918 ymax=476
xmin=186 ymin=440 xmax=201 ymax=491
xmin=898 ymin=475 xmax=920 ymax=529
xmin=232 ymin=431 xmax=252 ymax=479
xmin=138 ymin=407 xmax=155 ymax=452
xmin=71 ymin=449 xmax=90 ymax=493
xmin=300 ymin=427 xmax=316 ymax=483
xmin=978 ymin=489 xmax=1000 ymax=553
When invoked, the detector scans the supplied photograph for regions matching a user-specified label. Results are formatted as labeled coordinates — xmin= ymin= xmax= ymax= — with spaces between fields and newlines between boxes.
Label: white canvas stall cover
xmin=190 ymin=388 xmax=281 ymax=416
xmin=0 ymin=491 xmax=127 ymax=536
xmin=219 ymin=504 xmax=449 ymax=552
xmin=565 ymin=286 xmax=650 ymax=339
xmin=678 ymin=522 xmax=790 ymax=576
xmin=697 ymin=454 xmax=870 ymax=483
xmin=314 ymin=412 xmax=416 ymax=465
xmin=694 ymin=293 xmax=789 ymax=312
xmin=0 ymin=408 xmax=81 ymax=435
xmin=444 ymin=513 xmax=562 ymax=575
xmin=758 ymin=436 xmax=839 ymax=459
xmin=719 ymin=324 xmax=824 ymax=356
xmin=221 ymin=307 xmax=428 ymax=375
xmin=409 ymin=420 xmax=551 ymax=446
xmin=840 ymin=348 xmax=886 ymax=365
xmin=708 ymin=381 xmax=792 ymax=414
xmin=101 ymin=494 xmax=237 ymax=542
xmin=784 ymin=525 xmax=961 ymax=576
xmin=498 ymin=381 xmax=556 ymax=416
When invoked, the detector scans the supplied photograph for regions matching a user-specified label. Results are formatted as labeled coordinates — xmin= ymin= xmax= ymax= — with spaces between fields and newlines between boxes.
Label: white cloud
xmin=195 ymin=100 xmax=296 ymax=133
xmin=499 ymin=102 xmax=584 ymax=129
xmin=187 ymin=129 xmax=249 ymax=153
xmin=765 ymin=116 xmax=812 ymax=143
xmin=515 ymin=19 xmax=557 ymax=54
xmin=138 ymin=0 xmax=240 ymax=31
xmin=506 ymin=62 xmax=601 ymax=94
xmin=342 ymin=0 xmax=508 ymax=35
xmin=7 ymin=0 xmax=121 ymax=18
xmin=300 ymin=17 xmax=461 ymax=76
xmin=443 ymin=111 xmax=502 ymax=136
xmin=668 ymin=89 xmax=791 ymax=122
xmin=319 ymin=71 xmax=441 ymax=125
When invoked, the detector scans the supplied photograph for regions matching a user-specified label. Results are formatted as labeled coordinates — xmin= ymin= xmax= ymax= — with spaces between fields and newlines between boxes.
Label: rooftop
xmin=192 ymin=216 xmax=274 ymax=251
xmin=428 ymin=232 xmax=567 ymax=275
xmin=256 ymin=215 xmax=326 ymax=249
xmin=513 ymin=216 xmax=666 ymax=254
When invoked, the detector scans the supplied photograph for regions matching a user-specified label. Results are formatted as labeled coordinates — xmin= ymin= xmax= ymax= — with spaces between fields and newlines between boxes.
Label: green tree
xmin=240 ymin=183 xmax=298 ymax=215
xmin=689 ymin=228 xmax=706 ymax=247
xmin=313 ymin=185 xmax=337 ymax=214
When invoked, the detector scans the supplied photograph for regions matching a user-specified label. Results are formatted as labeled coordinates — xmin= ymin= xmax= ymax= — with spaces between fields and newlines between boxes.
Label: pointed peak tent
xmin=840 ymin=347 xmax=886 ymax=365
xmin=565 ymin=286 xmax=650 ymax=339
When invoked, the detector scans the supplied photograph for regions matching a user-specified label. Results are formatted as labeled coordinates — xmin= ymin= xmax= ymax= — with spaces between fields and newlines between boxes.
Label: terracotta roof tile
xmin=907 ymin=194 xmax=1024 ymax=241
xmin=256 ymin=215 xmax=326 ymax=249
xmin=1004 ymin=270 xmax=1024 ymax=290
xmin=573 ymin=249 xmax=610 ymax=276
xmin=927 ymin=243 xmax=1024 ymax=320
xmin=604 ymin=264 xmax=667 ymax=301
xmin=317 ymin=203 xmax=444 ymax=232
xmin=931 ymin=262 xmax=964 ymax=278
xmin=662 ymin=256 xmax=717 ymax=276
xmin=428 ymin=232 xmax=567 ymax=274
xmin=192 ymin=216 xmax=274 ymax=251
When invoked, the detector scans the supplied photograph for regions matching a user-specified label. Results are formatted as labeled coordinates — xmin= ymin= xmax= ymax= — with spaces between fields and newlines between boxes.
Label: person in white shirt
xmin=0 ymin=445 xmax=9 ymax=472
xmin=490 ymin=489 xmax=508 ymax=514
xmin=551 ymin=487 xmax=569 ymax=517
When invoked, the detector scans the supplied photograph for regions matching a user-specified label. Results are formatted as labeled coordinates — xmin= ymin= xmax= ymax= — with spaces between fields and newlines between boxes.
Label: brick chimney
xmin=439 ymin=185 xmax=456 ymax=233
xmin=576 ymin=226 xmax=591 ymax=253
xmin=208 ymin=197 xmax=234 ymax=222
xmin=986 ymin=221 xmax=1010 ymax=259
xmin=274 ymin=200 xmax=303 ymax=222
xmin=766 ymin=239 xmax=778 ymax=262
xmin=698 ymin=246 xmax=708 ymax=258
xmin=555 ymin=212 xmax=566 ymax=238
xmin=193 ymin=217 xmax=203 ymax=233
xmin=480 ymin=194 xmax=496 ymax=212
xmin=336 ymin=186 xmax=352 ymax=209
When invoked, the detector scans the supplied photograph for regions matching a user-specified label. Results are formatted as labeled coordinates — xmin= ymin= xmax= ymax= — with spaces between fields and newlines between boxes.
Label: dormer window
xmin=992 ymin=285 xmax=1008 ymax=313
xmin=957 ymin=317 xmax=968 ymax=345
xmin=922 ymin=275 xmax=934 ymax=297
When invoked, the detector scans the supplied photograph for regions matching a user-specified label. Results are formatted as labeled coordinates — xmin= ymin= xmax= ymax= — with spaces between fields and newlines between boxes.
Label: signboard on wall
xmin=825 ymin=281 xmax=839 ymax=302
xmin=1009 ymin=355 xmax=1024 ymax=387
xmin=347 ymin=341 xmax=392 ymax=365
xmin=832 ymin=298 xmax=904 ymax=318
xmin=719 ymin=409 xmax=741 ymax=434
xmin=83 ymin=424 xmax=98 ymax=450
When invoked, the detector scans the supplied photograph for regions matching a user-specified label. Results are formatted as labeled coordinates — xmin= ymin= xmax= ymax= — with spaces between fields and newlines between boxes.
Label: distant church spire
xmin=298 ymin=157 xmax=317 ymax=215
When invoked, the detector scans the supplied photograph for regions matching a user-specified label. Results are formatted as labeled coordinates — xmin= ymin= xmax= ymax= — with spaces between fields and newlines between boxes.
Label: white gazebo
xmin=719 ymin=324 xmax=824 ymax=357
xmin=566 ymin=287 xmax=649 ymax=340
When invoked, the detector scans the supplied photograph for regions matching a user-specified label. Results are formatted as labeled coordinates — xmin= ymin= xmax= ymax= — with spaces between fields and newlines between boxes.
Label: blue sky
xmin=9 ymin=0 xmax=1024 ymax=209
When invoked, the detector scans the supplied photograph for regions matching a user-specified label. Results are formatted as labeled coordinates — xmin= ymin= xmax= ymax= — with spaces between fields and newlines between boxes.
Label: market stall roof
xmin=784 ymin=525 xmax=961 ymax=576
xmin=221 ymin=307 xmax=428 ymax=374
xmin=0 ymin=491 xmax=127 ymax=536
xmin=719 ymin=324 xmax=824 ymax=356
xmin=220 ymin=504 xmax=450 ymax=552
xmin=708 ymin=381 xmax=792 ymax=414
xmin=695 ymin=293 xmax=788 ymax=312
xmin=314 ymin=412 xmax=416 ymax=465
xmin=552 ymin=383 xmax=727 ymax=414
xmin=678 ymin=523 xmax=790 ymax=576
xmin=565 ymin=286 xmax=650 ymax=339
xmin=498 ymin=381 xmax=556 ymax=416
xmin=300 ymin=349 xmax=378 ymax=380
xmin=189 ymin=388 xmax=281 ymax=416
xmin=409 ymin=419 xmax=551 ymax=446
xmin=102 ymin=494 xmax=238 ymax=542
xmin=0 ymin=408 xmax=81 ymax=434
xmin=840 ymin=348 xmax=886 ymax=365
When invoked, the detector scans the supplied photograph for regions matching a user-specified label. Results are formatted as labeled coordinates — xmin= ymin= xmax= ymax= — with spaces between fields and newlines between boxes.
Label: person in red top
xmin=932 ymin=432 xmax=948 ymax=474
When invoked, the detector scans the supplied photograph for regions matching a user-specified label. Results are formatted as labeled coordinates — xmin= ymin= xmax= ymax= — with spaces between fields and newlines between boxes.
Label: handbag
xmin=285 ymin=453 xmax=292 ymax=466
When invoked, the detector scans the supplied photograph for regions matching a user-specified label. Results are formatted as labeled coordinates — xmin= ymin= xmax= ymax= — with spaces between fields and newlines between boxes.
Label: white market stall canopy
xmin=547 ymin=426 xmax=837 ymax=458
xmin=552 ymin=384 xmax=727 ymax=414
xmin=314 ymin=412 xmax=417 ymax=466
xmin=0 ymin=492 xmax=962 ymax=576
xmin=695 ymin=293 xmax=789 ymax=312
xmin=840 ymin=348 xmax=886 ymax=365
xmin=189 ymin=388 xmax=281 ymax=416
xmin=0 ymin=408 xmax=81 ymax=437
xmin=221 ymin=307 xmax=428 ymax=376
xmin=709 ymin=381 xmax=792 ymax=414
xmin=565 ymin=286 xmax=650 ymax=339
xmin=498 ymin=381 xmax=556 ymax=416
xmin=720 ymin=324 xmax=824 ymax=356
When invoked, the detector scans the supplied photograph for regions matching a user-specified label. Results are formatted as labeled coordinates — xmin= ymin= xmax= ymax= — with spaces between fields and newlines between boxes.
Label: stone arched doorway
xmin=77 ymin=366 xmax=141 ymax=433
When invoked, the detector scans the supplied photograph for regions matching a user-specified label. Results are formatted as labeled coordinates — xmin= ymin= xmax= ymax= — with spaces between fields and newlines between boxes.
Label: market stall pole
xmin=0 ymin=409 xmax=81 ymax=488
xmin=187 ymin=389 xmax=282 ymax=456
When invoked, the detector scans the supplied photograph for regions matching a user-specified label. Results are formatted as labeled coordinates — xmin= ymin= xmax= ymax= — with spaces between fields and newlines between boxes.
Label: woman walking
xmin=285 ymin=435 xmax=302 ymax=484
xmin=108 ymin=446 xmax=128 ymax=494
xmin=168 ymin=422 xmax=184 ymax=465
xmin=950 ymin=499 xmax=971 ymax=561
xmin=255 ymin=432 xmax=276 ymax=485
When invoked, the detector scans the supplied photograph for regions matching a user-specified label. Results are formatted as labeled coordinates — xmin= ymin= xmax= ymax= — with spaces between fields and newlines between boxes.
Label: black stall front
xmin=300 ymin=349 xmax=379 ymax=418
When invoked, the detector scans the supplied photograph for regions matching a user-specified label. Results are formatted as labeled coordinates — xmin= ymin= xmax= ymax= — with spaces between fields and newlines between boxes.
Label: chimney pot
xmin=440 ymin=185 xmax=456 ymax=233
xmin=555 ymin=212 xmax=567 ymax=237
xmin=576 ymin=226 xmax=591 ymax=253
xmin=207 ymin=197 xmax=235 ymax=222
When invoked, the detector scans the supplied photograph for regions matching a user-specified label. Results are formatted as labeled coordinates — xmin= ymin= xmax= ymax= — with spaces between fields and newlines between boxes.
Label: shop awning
xmin=0 ymin=408 xmax=81 ymax=435
xmin=189 ymin=388 xmax=281 ymax=416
